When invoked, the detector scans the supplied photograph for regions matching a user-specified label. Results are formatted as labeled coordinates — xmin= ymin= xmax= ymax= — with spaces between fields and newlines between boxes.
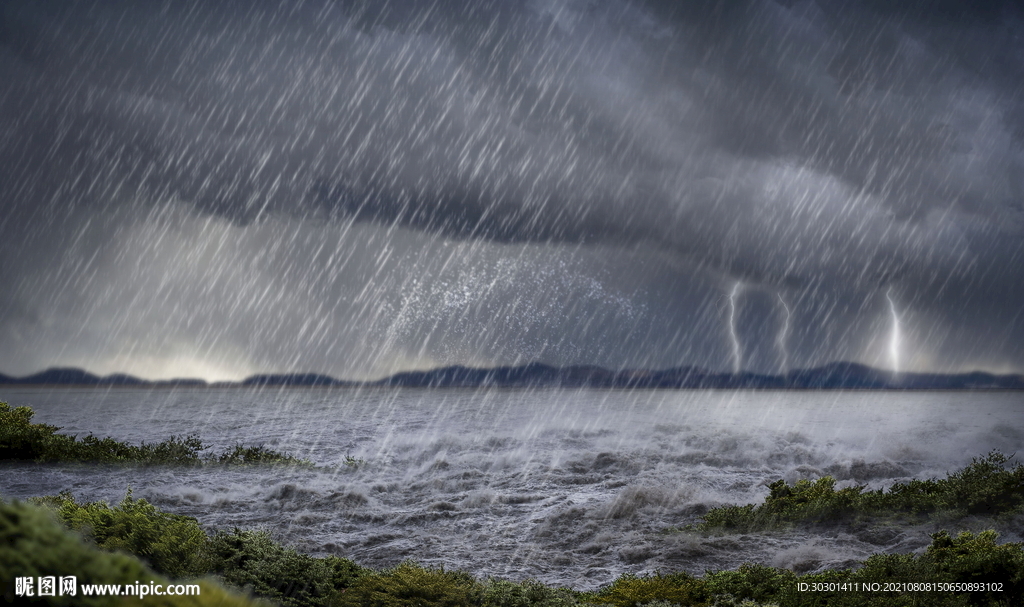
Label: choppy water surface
xmin=1 ymin=388 xmax=1022 ymax=588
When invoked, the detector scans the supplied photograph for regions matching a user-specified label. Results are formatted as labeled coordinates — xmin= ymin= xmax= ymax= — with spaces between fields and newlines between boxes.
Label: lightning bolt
xmin=885 ymin=287 xmax=901 ymax=375
xmin=728 ymin=283 xmax=742 ymax=374
xmin=777 ymin=293 xmax=791 ymax=374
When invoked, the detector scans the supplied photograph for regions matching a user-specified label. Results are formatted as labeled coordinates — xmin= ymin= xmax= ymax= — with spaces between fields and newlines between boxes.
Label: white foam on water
xmin=1 ymin=387 xmax=1021 ymax=588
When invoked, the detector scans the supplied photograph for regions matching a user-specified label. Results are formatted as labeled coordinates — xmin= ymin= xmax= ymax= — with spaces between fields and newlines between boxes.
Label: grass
xmin=0 ymin=401 xmax=309 ymax=466
xmin=696 ymin=451 xmax=1024 ymax=532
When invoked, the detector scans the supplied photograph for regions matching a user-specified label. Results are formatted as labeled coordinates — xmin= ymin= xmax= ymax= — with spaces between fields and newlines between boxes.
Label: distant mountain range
xmin=1 ymin=362 xmax=1022 ymax=390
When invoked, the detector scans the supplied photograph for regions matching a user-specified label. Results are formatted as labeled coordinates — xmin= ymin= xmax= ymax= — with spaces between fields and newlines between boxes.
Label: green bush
xmin=937 ymin=453 xmax=1024 ymax=516
xmin=333 ymin=562 xmax=483 ymax=607
xmin=0 ymin=401 xmax=78 ymax=461
xmin=0 ymin=400 xmax=204 ymax=464
xmin=0 ymin=499 xmax=266 ymax=606
xmin=592 ymin=572 xmax=706 ymax=607
xmin=702 ymin=532 xmax=1024 ymax=607
xmin=481 ymin=579 xmax=583 ymax=607
xmin=208 ymin=528 xmax=363 ymax=607
xmin=703 ymin=564 xmax=796 ymax=606
xmin=32 ymin=490 xmax=211 ymax=579
xmin=699 ymin=452 xmax=1024 ymax=532
xmin=700 ymin=477 xmax=862 ymax=531
xmin=216 ymin=444 xmax=311 ymax=466
xmin=0 ymin=401 xmax=304 ymax=466
xmin=578 ymin=532 xmax=1024 ymax=607
xmin=922 ymin=530 xmax=1024 ymax=606
xmin=1 ymin=498 xmax=155 ymax=606
xmin=29 ymin=490 xmax=364 ymax=606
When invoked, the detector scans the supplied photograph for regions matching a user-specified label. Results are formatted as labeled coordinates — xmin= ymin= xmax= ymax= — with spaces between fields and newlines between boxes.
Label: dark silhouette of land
xmin=1 ymin=362 xmax=1022 ymax=390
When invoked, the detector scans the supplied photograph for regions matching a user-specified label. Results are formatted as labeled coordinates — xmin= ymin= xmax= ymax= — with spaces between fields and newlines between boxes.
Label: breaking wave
xmin=1 ymin=387 xmax=1021 ymax=589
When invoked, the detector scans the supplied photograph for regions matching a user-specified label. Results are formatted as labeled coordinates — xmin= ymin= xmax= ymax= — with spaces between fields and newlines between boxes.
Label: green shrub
xmin=592 ymin=572 xmax=705 ymax=607
xmin=29 ymin=491 xmax=363 ymax=606
xmin=135 ymin=435 xmax=207 ymax=465
xmin=342 ymin=454 xmax=366 ymax=469
xmin=32 ymin=490 xmax=211 ymax=579
xmin=936 ymin=453 xmax=1024 ymax=516
xmin=699 ymin=532 xmax=1024 ymax=607
xmin=700 ymin=477 xmax=862 ymax=531
xmin=922 ymin=530 xmax=1024 ymax=606
xmin=0 ymin=400 xmax=204 ymax=464
xmin=0 ymin=401 xmax=77 ymax=461
xmin=481 ymin=578 xmax=583 ymax=607
xmin=333 ymin=562 xmax=483 ymax=607
xmin=703 ymin=564 xmax=796 ymax=606
xmin=585 ymin=532 xmax=1022 ymax=607
xmin=0 ymin=401 xmax=304 ymax=466
xmin=698 ymin=452 xmax=1024 ymax=532
xmin=1 ymin=498 xmax=155 ymax=606
xmin=216 ymin=444 xmax=311 ymax=466
xmin=0 ymin=499 xmax=266 ymax=606
xmin=208 ymin=528 xmax=363 ymax=607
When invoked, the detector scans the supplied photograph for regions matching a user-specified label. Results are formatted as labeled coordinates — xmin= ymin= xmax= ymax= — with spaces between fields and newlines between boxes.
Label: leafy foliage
xmin=12 ymin=489 xmax=1024 ymax=607
xmin=591 ymin=571 xmax=705 ymax=607
xmin=702 ymin=564 xmax=795 ymax=606
xmin=591 ymin=532 xmax=1024 ymax=607
xmin=923 ymin=530 xmax=1024 ymax=606
xmin=698 ymin=452 xmax=1024 ymax=532
xmin=333 ymin=562 xmax=483 ymax=607
xmin=29 ymin=491 xmax=362 ymax=606
xmin=0 ymin=499 xmax=267 ymax=606
xmin=216 ymin=444 xmax=311 ymax=466
xmin=0 ymin=401 xmax=306 ymax=466
xmin=481 ymin=579 xmax=584 ymax=607
xmin=1 ymin=498 xmax=153 ymax=606
xmin=31 ymin=490 xmax=211 ymax=579
xmin=208 ymin=528 xmax=363 ymax=607
xmin=342 ymin=454 xmax=366 ymax=469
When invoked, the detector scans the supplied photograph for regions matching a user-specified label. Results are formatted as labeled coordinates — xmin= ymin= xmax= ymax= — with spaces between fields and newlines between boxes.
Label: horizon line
xmin=1 ymin=361 xmax=1022 ymax=389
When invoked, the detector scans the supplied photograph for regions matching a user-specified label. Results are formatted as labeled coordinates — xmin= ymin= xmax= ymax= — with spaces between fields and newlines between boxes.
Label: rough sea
xmin=1 ymin=387 xmax=1021 ymax=589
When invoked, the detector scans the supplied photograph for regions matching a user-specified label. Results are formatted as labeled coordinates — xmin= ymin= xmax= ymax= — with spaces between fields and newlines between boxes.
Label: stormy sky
xmin=1 ymin=0 xmax=1022 ymax=380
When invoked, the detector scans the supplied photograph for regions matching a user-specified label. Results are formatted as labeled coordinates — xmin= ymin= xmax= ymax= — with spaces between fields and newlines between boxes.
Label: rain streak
xmin=2 ymin=0 xmax=1024 ymax=596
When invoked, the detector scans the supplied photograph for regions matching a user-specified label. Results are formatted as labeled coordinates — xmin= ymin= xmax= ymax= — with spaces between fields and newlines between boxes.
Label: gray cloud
xmin=1 ymin=0 xmax=1022 ymax=377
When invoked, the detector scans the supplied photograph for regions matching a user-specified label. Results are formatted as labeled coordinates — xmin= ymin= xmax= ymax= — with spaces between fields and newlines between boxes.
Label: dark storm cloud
xmin=1 ymin=0 xmax=1022 ymax=376
xmin=4 ymin=2 xmax=1022 ymax=265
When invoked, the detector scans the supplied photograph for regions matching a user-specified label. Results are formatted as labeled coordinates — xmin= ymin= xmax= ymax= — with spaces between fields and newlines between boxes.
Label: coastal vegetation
xmin=4 ymin=400 xmax=1023 ymax=606
xmin=697 ymin=451 xmax=1024 ymax=532
xmin=0 ymin=497 xmax=267 ymax=606
xmin=0 ymin=402 xmax=307 ymax=466
xmin=3 ymin=487 xmax=1022 ymax=606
